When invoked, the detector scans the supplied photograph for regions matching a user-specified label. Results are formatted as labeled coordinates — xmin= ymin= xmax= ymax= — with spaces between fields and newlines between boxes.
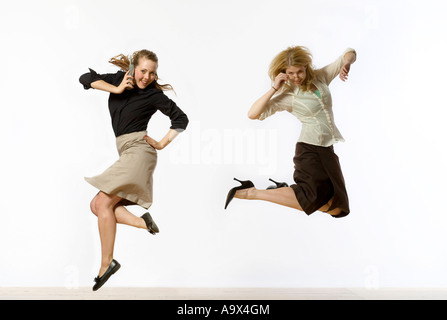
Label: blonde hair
xmin=109 ymin=49 xmax=174 ymax=92
xmin=268 ymin=46 xmax=315 ymax=92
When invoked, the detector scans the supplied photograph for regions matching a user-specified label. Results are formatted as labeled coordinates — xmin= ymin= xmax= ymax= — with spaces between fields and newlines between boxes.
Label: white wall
xmin=1 ymin=0 xmax=446 ymax=289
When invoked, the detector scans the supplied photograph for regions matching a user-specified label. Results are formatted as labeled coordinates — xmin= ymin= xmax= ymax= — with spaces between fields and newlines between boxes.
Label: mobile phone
xmin=128 ymin=63 xmax=135 ymax=77
xmin=126 ymin=63 xmax=135 ymax=90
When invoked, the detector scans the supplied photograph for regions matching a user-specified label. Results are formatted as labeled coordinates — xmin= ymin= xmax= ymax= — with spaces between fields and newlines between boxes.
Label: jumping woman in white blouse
xmin=225 ymin=46 xmax=356 ymax=218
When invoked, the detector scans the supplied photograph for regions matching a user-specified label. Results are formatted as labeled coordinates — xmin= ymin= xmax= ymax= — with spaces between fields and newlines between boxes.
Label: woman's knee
xmin=90 ymin=194 xmax=99 ymax=216
xmin=94 ymin=192 xmax=121 ymax=216
xmin=90 ymin=192 xmax=113 ymax=216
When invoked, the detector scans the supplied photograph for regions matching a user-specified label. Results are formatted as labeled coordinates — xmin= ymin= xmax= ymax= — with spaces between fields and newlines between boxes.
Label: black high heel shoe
xmin=224 ymin=178 xmax=255 ymax=209
xmin=141 ymin=212 xmax=159 ymax=235
xmin=266 ymin=178 xmax=289 ymax=190
xmin=92 ymin=259 xmax=121 ymax=291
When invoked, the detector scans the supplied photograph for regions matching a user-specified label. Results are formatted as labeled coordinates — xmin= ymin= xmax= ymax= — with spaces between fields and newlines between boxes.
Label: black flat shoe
xmin=141 ymin=212 xmax=159 ymax=235
xmin=224 ymin=178 xmax=255 ymax=209
xmin=92 ymin=259 xmax=121 ymax=291
xmin=266 ymin=178 xmax=289 ymax=190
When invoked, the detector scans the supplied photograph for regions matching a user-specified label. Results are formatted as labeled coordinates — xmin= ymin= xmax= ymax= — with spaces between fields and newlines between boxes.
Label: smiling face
xmin=134 ymin=57 xmax=158 ymax=89
xmin=285 ymin=65 xmax=307 ymax=86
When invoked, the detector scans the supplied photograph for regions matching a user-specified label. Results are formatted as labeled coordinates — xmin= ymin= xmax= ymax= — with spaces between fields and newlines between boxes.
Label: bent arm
xmin=248 ymin=72 xmax=289 ymax=120
xmin=144 ymin=129 xmax=180 ymax=150
xmin=248 ymin=87 xmax=278 ymax=120
xmin=91 ymin=80 xmax=120 ymax=94
xmin=79 ymin=68 xmax=132 ymax=93
xmin=145 ymin=94 xmax=189 ymax=150
xmin=317 ymin=48 xmax=356 ymax=85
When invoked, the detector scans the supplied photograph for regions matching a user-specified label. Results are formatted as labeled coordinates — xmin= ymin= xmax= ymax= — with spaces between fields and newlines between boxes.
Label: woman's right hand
xmin=114 ymin=70 xmax=134 ymax=94
xmin=273 ymin=73 xmax=288 ymax=91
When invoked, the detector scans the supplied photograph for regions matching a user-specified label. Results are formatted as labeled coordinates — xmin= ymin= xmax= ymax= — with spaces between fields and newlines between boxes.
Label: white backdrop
xmin=1 ymin=0 xmax=446 ymax=289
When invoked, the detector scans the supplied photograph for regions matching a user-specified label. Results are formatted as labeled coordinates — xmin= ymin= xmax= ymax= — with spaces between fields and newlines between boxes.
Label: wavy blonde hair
xmin=268 ymin=46 xmax=315 ymax=92
xmin=109 ymin=49 xmax=174 ymax=92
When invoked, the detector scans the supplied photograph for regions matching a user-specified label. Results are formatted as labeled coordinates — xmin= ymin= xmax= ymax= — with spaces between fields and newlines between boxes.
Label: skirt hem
xmin=85 ymin=177 xmax=152 ymax=209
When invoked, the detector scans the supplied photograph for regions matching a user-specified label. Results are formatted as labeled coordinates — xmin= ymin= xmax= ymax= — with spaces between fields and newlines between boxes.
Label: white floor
xmin=2 ymin=287 xmax=447 ymax=300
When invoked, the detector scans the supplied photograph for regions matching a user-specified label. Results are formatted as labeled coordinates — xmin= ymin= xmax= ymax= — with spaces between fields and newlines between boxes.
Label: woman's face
xmin=285 ymin=65 xmax=306 ymax=86
xmin=134 ymin=57 xmax=158 ymax=89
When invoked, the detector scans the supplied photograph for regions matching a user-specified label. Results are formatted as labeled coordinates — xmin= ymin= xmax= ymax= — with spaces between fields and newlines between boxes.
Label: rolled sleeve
xmin=316 ymin=48 xmax=356 ymax=85
xmin=155 ymin=93 xmax=189 ymax=131
xmin=259 ymin=92 xmax=293 ymax=120
xmin=79 ymin=68 xmax=123 ymax=90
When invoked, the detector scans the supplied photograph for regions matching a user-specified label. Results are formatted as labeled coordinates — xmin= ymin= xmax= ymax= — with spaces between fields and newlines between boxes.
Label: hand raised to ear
xmin=115 ymin=70 xmax=135 ymax=93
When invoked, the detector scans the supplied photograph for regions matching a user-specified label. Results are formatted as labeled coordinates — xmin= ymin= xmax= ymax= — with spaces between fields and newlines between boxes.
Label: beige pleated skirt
xmin=85 ymin=131 xmax=157 ymax=209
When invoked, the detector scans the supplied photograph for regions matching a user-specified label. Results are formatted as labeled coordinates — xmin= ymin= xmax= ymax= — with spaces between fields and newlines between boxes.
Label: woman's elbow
xmin=247 ymin=111 xmax=260 ymax=120
xmin=183 ymin=115 xmax=189 ymax=129
xmin=79 ymin=73 xmax=91 ymax=89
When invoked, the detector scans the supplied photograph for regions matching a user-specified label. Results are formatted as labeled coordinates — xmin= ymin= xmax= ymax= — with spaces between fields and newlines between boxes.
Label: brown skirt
xmin=85 ymin=131 xmax=157 ymax=209
xmin=290 ymin=142 xmax=350 ymax=218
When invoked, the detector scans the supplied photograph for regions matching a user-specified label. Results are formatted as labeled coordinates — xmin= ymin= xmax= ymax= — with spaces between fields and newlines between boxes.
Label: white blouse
xmin=259 ymin=48 xmax=356 ymax=147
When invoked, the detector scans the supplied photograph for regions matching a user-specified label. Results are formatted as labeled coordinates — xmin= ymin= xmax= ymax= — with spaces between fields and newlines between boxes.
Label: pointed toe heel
xmin=224 ymin=178 xmax=255 ymax=209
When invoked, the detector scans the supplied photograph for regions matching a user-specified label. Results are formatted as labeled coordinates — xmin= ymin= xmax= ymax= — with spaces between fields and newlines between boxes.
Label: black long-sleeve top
xmin=79 ymin=68 xmax=189 ymax=137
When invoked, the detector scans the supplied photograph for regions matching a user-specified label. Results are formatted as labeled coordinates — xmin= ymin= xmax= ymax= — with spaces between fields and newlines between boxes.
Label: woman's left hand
xmin=144 ymin=135 xmax=164 ymax=150
xmin=339 ymin=63 xmax=351 ymax=82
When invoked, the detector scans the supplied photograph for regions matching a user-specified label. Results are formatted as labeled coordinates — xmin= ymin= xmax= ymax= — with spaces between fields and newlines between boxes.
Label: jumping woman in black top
xmin=79 ymin=49 xmax=188 ymax=291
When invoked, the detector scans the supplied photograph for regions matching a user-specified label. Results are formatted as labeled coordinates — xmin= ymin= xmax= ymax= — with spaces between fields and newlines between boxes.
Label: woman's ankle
xmin=235 ymin=187 xmax=257 ymax=200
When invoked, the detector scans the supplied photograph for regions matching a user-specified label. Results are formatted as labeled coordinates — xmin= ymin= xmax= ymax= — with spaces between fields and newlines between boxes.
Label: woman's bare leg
xmin=92 ymin=191 xmax=123 ymax=277
xmin=91 ymin=193 xmax=146 ymax=229
xmin=113 ymin=205 xmax=147 ymax=229
xmin=235 ymin=187 xmax=303 ymax=211
xmin=235 ymin=187 xmax=341 ymax=216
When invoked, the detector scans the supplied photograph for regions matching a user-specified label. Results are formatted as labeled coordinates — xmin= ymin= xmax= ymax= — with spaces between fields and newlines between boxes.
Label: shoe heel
xmin=112 ymin=261 xmax=121 ymax=274
xmin=225 ymin=178 xmax=255 ymax=209
xmin=92 ymin=259 xmax=121 ymax=292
